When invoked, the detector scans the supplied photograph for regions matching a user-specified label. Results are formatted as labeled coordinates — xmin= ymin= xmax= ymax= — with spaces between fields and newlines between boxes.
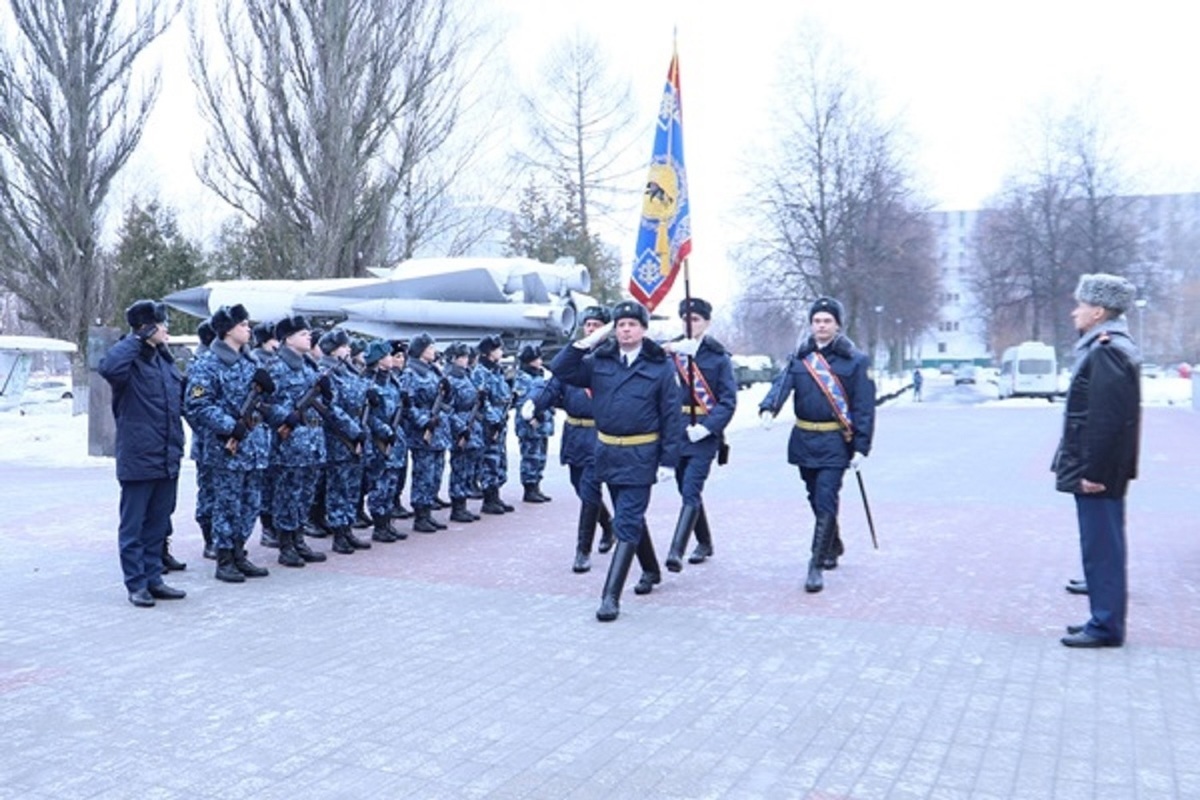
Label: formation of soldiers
xmin=174 ymin=304 xmax=581 ymax=581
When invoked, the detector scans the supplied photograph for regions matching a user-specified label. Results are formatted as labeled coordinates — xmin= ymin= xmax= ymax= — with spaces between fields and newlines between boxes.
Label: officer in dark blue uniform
xmin=99 ymin=300 xmax=187 ymax=607
xmin=662 ymin=297 xmax=738 ymax=573
xmin=759 ymin=297 xmax=875 ymax=593
xmin=525 ymin=306 xmax=615 ymax=573
xmin=550 ymin=300 xmax=681 ymax=622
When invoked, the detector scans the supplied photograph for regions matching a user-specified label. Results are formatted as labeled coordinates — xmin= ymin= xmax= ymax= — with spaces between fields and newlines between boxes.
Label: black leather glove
xmin=366 ymin=388 xmax=382 ymax=408
xmin=317 ymin=374 xmax=333 ymax=401
xmin=230 ymin=421 xmax=249 ymax=441
xmin=252 ymin=368 xmax=275 ymax=393
xmin=284 ymin=411 xmax=303 ymax=429
xmin=135 ymin=322 xmax=159 ymax=341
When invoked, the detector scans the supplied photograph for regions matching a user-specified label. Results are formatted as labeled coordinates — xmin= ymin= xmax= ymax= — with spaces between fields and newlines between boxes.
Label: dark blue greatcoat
xmin=100 ymin=335 xmax=185 ymax=482
xmin=532 ymin=376 xmax=598 ymax=468
xmin=760 ymin=333 xmax=875 ymax=468
xmin=550 ymin=338 xmax=681 ymax=486
xmin=672 ymin=335 xmax=738 ymax=460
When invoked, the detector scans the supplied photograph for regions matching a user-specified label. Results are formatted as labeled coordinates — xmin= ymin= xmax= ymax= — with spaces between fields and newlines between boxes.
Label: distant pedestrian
xmin=911 ymin=368 xmax=923 ymax=402
xmin=1054 ymin=273 xmax=1141 ymax=648
xmin=99 ymin=300 xmax=187 ymax=607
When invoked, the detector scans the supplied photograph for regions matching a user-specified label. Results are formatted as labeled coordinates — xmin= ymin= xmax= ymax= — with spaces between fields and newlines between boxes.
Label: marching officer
xmin=759 ymin=297 xmax=875 ymax=593
xmin=513 ymin=344 xmax=554 ymax=503
xmin=523 ymin=305 xmax=616 ymax=573
xmin=550 ymin=300 xmax=681 ymax=622
xmin=662 ymin=297 xmax=738 ymax=572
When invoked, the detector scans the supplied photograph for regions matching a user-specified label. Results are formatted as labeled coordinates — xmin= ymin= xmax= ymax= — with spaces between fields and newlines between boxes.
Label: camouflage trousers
xmin=210 ymin=467 xmax=263 ymax=549
xmin=409 ymin=448 xmax=446 ymax=509
xmin=325 ymin=460 xmax=364 ymax=528
xmin=194 ymin=463 xmax=214 ymax=525
xmin=478 ymin=435 xmax=508 ymax=491
xmin=366 ymin=453 xmax=400 ymax=518
xmin=518 ymin=436 xmax=549 ymax=484
xmin=268 ymin=465 xmax=318 ymax=531
xmin=449 ymin=446 xmax=482 ymax=500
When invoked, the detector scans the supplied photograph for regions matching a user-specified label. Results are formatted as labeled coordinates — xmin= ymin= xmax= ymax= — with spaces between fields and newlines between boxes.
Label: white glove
xmin=849 ymin=452 xmax=865 ymax=470
xmin=656 ymin=466 xmax=674 ymax=483
xmin=671 ymin=337 xmax=701 ymax=357
xmin=759 ymin=410 xmax=774 ymax=430
xmin=575 ymin=321 xmax=614 ymax=349
xmin=519 ymin=399 xmax=535 ymax=421
xmin=686 ymin=424 xmax=711 ymax=443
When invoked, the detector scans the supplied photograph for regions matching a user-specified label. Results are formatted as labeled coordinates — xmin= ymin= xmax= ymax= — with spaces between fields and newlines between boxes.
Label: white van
xmin=997 ymin=341 xmax=1058 ymax=399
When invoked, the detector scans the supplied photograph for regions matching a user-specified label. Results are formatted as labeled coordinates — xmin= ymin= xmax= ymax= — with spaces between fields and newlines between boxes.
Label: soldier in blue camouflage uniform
xmin=317 ymin=329 xmax=371 ymax=554
xmin=472 ymin=334 xmax=514 ymax=515
xmin=513 ymin=344 xmax=554 ymax=503
xmin=662 ymin=297 xmax=738 ymax=574
xmin=387 ymin=341 xmax=414 ymax=521
xmin=266 ymin=315 xmax=332 ymax=567
xmin=401 ymin=333 xmax=452 ymax=532
xmin=184 ymin=304 xmax=274 ymax=583
xmin=361 ymin=340 xmax=407 ymax=543
xmin=443 ymin=342 xmax=484 ymax=523
xmin=525 ymin=306 xmax=615 ymax=573
xmin=188 ymin=319 xmax=218 ymax=560
xmin=251 ymin=320 xmax=281 ymax=548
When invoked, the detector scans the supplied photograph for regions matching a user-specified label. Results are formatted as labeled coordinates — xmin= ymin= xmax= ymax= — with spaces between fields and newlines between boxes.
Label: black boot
xmin=665 ymin=505 xmax=700 ymax=573
xmin=449 ymin=498 xmax=476 ymax=523
xmin=162 ymin=537 xmax=187 ymax=572
xmin=688 ymin=505 xmax=714 ymax=564
xmin=480 ymin=487 xmax=506 ymax=515
xmin=215 ymin=547 xmax=245 ymax=583
xmin=392 ymin=467 xmax=413 ymax=518
xmin=573 ymin=503 xmax=601 ymax=574
xmin=233 ymin=538 xmax=270 ymax=577
xmin=805 ymin=515 xmax=835 ymax=593
xmin=523 ymin=483 xmax=546 ymax=503
xmin=259 ymin=514 xmax=279 ymax=548
xmin=597 ymin=540 xmax=637 ymax=622
xmin=534 ymin=482 xmax=551 ymax=502
xmin=434 ymin=495 xmax=451 ymax=509
xmin=821 ymin=517 xmax=843 ymax=570
xmin=429 ymin=510 xmax=448 ymax=530
xmin=633 ymin=528 xmax=662 ymax=595
xmin=342 ymin=524 xmax=372 ymax=550
xmin=293 ymin=529 xmax=327 ymax=562
xmin=200 ymin=519 xmax=216 ymax=560
xmin=596 ymin=504 xmax=615 ymax=554
xmin=277 ymin=529 xmax=305 ymax=567
xmin=332 ymin=526 xmax=356 ymax=554
xmin=499 ymin=490 xmax=515 ymax=513
xmin=371 ymin=515 xmax=398 ymax=543
xmin=413 ymin=507 xmax=439 ymax=533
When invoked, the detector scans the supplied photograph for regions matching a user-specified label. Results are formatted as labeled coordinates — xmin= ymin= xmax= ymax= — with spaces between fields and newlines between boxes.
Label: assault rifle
xmin=423 ymin=377 xmax=452 ymax=445
xmin=458 ymin=386 xmax=488 ymax=450
xmin=225 ymin=368 xmax=275 ymax=455
xmin=276 ymin=368 xmax=333 ymax=441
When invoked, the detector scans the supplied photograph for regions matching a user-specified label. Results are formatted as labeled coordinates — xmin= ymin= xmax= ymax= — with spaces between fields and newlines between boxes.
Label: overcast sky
xmin=115 ymin=0 xmax=1200 ymax=300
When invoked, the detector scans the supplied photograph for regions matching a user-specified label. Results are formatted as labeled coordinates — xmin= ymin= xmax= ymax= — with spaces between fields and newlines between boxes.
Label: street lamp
xmin=873 ymin=305 xmax=884 ymax=373
xmin=1134 ymin=298 xmax=1147 ymax=350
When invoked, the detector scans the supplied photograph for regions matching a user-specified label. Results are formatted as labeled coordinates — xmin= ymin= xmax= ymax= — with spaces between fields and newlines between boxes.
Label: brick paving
xmin=1 ymin=392 xmax=1198 ymax=798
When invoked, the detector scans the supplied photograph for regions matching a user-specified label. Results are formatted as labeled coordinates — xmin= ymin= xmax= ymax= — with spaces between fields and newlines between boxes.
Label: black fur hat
xmin=252 ymin=320 xmax=276 ymax=346
xmin=211 ymin=304 xmax=250 ymax=338
xmin=363 ymin=340 xmax=390 ymax=365
xmin=519 ymin=344 xmax=542 ymax=364
xmin=678 ymin=297 xmax=712 ymax=320
xmin=580 ymin=305 xmax=611 ymax=325
xmin=410 ymin=332 xmax=436 ymax=360
xmin=390 ymin=339 xmax=407 ymax=357
xmin=197 ymin=319 xmax=216 ymax=347
xmin=125 ymin=300 xmax=167 ymax=329
xmin=477 ymin=334 xmax=503 ymax=355
xmin=274 ymin=315 xmax=310 ymax=342
xmin=611 ymin=300 xmax=649 ymax=328
xmin=317 ymin=328 xmax=351 ymax=354
xmin=809 ymin=297 xmax=844 ymax=326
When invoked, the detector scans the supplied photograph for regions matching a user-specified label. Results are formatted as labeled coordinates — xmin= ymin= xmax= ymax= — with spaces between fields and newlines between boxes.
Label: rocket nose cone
xmin=163 ymin=286 xmax=212 ymax=319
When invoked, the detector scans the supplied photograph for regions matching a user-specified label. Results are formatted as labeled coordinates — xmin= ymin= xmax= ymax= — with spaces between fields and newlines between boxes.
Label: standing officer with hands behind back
xmin=550 ymin=300 xmax=681 ymax=622
xmin=760 ymin=297 xmax=875 ymax=594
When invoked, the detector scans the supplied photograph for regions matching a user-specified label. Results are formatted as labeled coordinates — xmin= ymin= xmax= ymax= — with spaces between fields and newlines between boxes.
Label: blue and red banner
xmin=629 ymin=47 xmax=691 ymax=312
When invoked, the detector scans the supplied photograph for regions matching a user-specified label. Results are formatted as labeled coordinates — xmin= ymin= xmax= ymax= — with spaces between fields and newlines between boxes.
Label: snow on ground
xmin=0 ymin=373 xmax=1193 ymax=469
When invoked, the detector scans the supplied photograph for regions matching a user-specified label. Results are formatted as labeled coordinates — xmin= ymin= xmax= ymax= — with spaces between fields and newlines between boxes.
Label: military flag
xmin=629 ymin=45 xmax=691 ymax=312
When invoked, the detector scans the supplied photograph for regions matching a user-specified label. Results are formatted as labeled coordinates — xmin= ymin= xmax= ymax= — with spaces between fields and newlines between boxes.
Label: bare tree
xmin=0 ymin=0 xmax=177 ymax=358
xmin=970 ymin=98 xmax=1141 ymax=357
xmin=516 ymin=31 xmax=641 ymax=298
xmin=190 ymin=0 xmax=487 ymax=278
xmin=735 ymin=27 xmax=938 ymax=353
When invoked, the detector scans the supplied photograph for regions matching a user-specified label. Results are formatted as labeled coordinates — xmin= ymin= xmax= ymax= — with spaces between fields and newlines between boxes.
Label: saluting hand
xmin=575 ymin=321 xmax=613 ymax=350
